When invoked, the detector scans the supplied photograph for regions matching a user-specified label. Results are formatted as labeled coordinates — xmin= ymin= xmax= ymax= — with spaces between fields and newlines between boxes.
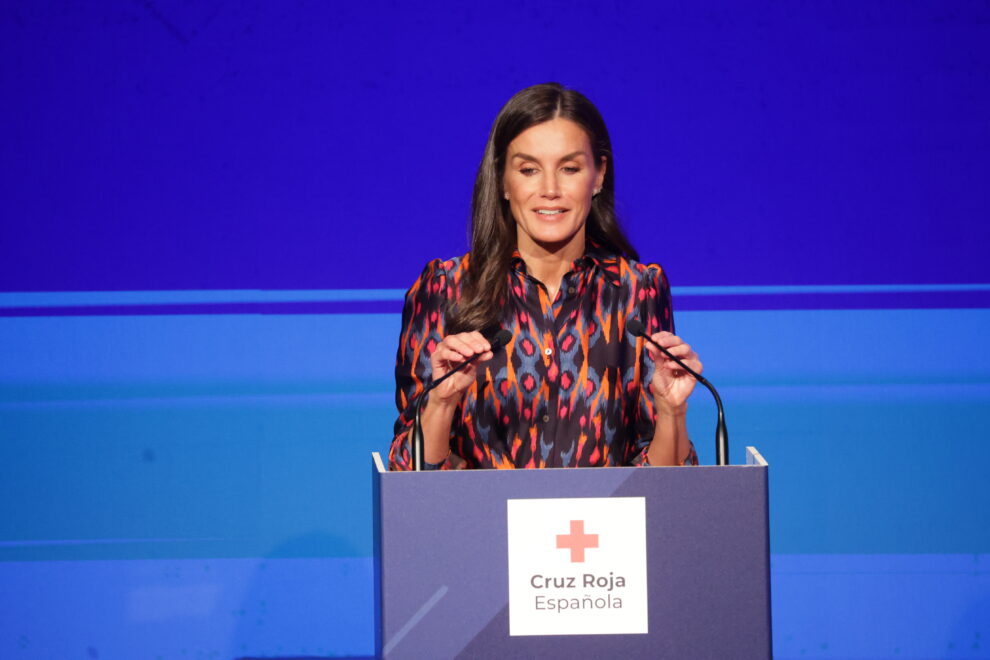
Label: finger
xmin=434 ymin=345 xmax=473 ymax=368
xmin=650 ymin=331 xmax=685 ymax=349
xmin=450 ymin=331 xmax=490 ymax=355
xmin=465 ymin=331 xmax=492 ymax=354
xmin=434 ymin=340 xmax=470 ymax=362
xmin=442 ymin=334 xmax=481 ymax=359
xmin=644 ymin=344 xmax=662 ymax=362
xmin=465 ymin=350 xmax=495 ymax=365
xmin=644 ymin=344 xmax=677 ymax=365
xmin=664 ymin=358 xmax=702 ymax=374
xmin=661 ymin=343 xmax=693 ymax=359
xmin=645 ymin=342 xmax=692 ymax=363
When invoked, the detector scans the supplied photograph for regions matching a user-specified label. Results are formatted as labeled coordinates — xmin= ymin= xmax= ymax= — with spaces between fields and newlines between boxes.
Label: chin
xmin=532 ymin=233 xmax=582 ymax=251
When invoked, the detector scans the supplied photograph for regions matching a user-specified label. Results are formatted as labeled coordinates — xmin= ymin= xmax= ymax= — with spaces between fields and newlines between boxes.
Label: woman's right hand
xmin=428 ymin=331 xmax=494 ymax=406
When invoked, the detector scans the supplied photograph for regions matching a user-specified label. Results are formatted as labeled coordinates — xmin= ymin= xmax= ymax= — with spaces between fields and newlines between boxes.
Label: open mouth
xmin=535 ymin=209 xmax=567 ymax=216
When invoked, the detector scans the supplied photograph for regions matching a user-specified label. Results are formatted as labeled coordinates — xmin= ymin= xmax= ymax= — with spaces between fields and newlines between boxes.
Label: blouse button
xmin=544 ymin=347 xmax=553 ymax=356
xmin=567 ymin=286 xmax=576 ymax=295
xmin=542 ymin=414 xmax=550 ymax=423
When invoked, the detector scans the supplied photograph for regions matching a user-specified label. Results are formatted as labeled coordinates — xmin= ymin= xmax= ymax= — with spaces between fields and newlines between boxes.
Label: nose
xmin=540 ymin=172 xmax=560 ymax=199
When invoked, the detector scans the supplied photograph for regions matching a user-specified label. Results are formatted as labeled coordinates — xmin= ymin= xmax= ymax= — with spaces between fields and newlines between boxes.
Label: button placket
xmin=525 ymin=267 xmax=576 ymax=466
xmin=545 ymin=268 xmax=586 ymax=466
xmin=543 ymin=329 xmax=563 ymax=465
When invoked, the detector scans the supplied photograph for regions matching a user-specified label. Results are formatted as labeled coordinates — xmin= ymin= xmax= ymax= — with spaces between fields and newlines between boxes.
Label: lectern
xmin=372 ymin=448 xmax=771 ymax=659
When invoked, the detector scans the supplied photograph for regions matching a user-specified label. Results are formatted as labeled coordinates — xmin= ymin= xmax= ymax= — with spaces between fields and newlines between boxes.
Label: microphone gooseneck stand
xmin=411 ymin=329 xmax=512 ymax=471
xmin=626 ymin=319 xmax=729 ymax=466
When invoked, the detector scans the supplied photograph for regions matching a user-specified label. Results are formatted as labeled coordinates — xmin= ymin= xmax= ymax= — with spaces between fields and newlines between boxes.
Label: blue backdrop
xmin=1 ymin=2 xmax=988 ymax=658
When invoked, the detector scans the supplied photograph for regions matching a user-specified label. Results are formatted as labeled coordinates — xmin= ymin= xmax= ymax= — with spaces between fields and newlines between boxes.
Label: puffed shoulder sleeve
xmin=627 ymin=264 xmax=699 ymax=467
xmin=640 ymin=263 xmax=674 ymax=335
xmin=388 ymin=259 xmax=451 ymax=471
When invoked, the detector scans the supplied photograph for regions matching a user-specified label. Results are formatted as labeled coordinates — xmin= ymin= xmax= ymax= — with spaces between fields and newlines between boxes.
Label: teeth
xmin=537 ymin=210 xmax=564 ymax=215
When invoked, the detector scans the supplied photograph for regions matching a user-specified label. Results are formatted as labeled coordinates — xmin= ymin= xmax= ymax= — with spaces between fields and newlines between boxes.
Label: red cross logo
xmin=556 ymin=519 xmax=599 ymax=563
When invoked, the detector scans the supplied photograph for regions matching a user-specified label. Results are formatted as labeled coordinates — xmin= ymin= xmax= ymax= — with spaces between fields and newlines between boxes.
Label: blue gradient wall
xmin=2 ymin=2 xmax=988 ymax=659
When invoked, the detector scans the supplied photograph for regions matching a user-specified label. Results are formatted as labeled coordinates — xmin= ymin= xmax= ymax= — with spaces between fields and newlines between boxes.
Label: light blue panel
xmin=0 ymin=557 xmax=374 ymax=658
xmin=0 ymin=553 xmax=985 ymax=659
xmin=675 ymin=308 xmax=990 ymax=387
xmin=0 ymin=392 xmax=390 ymax=559
xmin=676 ymin=309 xmax=990 ymax=553
xmin=772 ymin=554 xmax=990 ymax=659
xmin=2 ymin=307 xmax=990 ymax=657
xmin=3 ymin=309 xmax=990 ymax=558
xmin=0 ymin=314 xmax=401 ymax=560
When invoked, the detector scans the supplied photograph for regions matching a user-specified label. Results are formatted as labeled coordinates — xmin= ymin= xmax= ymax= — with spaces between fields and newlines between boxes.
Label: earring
xmin=504 ymin=192 xmax=510 ymax=200
xmin=593 ymin=188 xmax=601 ymax=196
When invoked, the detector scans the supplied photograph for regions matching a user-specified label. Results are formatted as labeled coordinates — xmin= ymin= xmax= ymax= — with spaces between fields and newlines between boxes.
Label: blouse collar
xmin=509 ymin=241 xmax=622 ymax=288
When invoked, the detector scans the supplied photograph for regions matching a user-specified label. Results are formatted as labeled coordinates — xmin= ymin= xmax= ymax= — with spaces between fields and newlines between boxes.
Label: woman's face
xmin=502 ymin=118 xmax=606 ymax=257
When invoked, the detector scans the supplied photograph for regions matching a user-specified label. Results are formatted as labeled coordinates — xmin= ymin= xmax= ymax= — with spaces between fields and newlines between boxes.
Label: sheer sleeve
xmin=388 ymin=259 xmax=452 ymax=471
xmin=626 ymin=264 xmax=699 ymax=467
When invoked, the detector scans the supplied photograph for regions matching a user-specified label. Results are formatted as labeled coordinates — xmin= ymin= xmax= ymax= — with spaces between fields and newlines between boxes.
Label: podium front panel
xmin=372 ymin=456 xmax=771 ymax=659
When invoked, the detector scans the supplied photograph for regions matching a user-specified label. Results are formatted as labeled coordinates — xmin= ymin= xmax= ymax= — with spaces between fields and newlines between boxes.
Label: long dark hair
xmin=448 ymin=82 xmax=639 ymax=334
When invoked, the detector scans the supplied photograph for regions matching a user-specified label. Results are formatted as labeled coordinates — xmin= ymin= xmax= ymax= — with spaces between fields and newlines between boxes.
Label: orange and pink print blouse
xmin=388 ymin=243 xmax=698 ymax=470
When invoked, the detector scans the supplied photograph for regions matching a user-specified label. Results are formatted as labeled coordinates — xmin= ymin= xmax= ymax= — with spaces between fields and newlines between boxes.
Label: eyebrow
xmin=510 ymin=150 xmax=588 ymax=163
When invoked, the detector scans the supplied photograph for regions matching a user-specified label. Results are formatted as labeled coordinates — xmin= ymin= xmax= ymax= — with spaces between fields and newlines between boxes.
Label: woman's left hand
xmin=645 ymin=332 xmax=702 ymax=415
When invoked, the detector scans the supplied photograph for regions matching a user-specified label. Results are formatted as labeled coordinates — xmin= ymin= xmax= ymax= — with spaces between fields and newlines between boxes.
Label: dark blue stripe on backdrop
xmin=2 ymin=290 xmax=989 ymax=317
xmin=0 ymin=300 xmax=404 ymax=317
xmin=674 ymin=290 xmax=990 ymax=312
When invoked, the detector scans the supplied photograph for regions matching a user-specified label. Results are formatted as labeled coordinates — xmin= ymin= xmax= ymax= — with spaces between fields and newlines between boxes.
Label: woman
xmin=389 ymin=83 xmax=701 ymax=470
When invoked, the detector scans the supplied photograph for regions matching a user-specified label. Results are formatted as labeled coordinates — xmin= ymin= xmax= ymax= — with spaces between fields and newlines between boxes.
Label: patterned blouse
xmin=388 ymin=242 xmax=698 ymax=470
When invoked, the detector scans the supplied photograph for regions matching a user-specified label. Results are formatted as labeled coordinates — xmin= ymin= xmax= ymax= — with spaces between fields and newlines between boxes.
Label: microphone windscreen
xmin=490 ymin=329 xmax=513 ymax=351
xmin=626 ymin=318 xmax=647 ymax=337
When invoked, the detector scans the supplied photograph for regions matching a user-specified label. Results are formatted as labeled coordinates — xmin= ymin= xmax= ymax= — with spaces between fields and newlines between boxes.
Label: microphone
xmin=411 ymin=329 xmax=513 ymax=470
xmin=626 ymin=319 xmax=729 ymax=466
